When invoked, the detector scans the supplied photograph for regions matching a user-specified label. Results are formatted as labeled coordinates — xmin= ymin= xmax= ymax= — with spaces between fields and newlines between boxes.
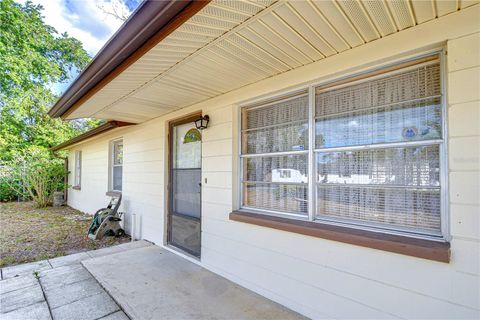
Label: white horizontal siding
xmin=443 ymin=28 xmax=480 ymax=316
xmin=122 ymin=119 xmax=166 ymax=243
xmin=202 ymin=229 xmax=478 ymax=319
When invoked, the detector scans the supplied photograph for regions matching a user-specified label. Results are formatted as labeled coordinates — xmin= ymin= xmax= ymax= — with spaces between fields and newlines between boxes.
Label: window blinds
xmin=241 ymin=93 xmax=309 ymax=216
xmin=315 ymin=59 xmax=443 ymax=236
xmin=315 ymin=63 xmax=442 ymax=149
xmin=240 ymin=55 xmax=444 ymax=238
xmin=242 ymin=94 xmax=309 ymax=154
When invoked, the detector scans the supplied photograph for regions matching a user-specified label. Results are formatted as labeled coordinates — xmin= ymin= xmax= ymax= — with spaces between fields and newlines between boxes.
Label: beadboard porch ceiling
xmin=65 ymin=0 xmax=479 ymax=123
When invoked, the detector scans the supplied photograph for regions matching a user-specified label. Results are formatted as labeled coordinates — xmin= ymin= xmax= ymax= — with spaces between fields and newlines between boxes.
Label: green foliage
xmin=2 ymin=147 xmax=66 ymax=207
xmin=0 ymin=0 xmax=90 ymax=97
xmin=0 ymin=0 xmax=102 ymax=162
xmin=0 ymin=175 xmax=17 ymax=202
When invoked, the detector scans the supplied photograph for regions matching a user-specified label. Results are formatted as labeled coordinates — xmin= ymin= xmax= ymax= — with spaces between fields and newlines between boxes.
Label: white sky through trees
xmin=15 ymin=0 xmax=141 ymax=94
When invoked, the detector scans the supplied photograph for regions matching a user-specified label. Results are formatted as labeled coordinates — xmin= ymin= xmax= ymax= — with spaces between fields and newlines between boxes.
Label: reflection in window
xmin=316 ymin=101 xmax=441 ymax=148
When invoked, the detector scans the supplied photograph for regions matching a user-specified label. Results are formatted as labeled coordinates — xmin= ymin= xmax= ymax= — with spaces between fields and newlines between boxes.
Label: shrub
xmin=1 ymin=147 xmax=66 ymax=207
xmin=0 ymin=175 xmax=17 ymax=202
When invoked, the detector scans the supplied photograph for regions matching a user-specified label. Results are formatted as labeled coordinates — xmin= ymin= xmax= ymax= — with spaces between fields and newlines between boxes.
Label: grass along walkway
xmin=0 ymin=201 xmax=129 ymax=267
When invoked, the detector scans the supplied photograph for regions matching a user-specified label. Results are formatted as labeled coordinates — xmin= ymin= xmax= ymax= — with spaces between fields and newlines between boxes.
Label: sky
xmin=16 ymin=0 xmax=142 ymax=93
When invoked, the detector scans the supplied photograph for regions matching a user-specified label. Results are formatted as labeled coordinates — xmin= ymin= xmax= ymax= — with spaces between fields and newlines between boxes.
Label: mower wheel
xmin=116 ymin=228 xmax=125 ymax=237
xmin=105 ymin=230 xmax=115 ymax=237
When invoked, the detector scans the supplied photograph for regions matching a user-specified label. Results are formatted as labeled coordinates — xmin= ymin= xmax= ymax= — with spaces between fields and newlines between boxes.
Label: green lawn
xmin=0 ymin=201 xmax=129 ymax=267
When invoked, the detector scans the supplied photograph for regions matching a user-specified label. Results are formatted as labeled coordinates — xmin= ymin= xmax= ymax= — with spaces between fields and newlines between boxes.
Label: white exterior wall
xmin=67 ymin=133 xmax=111 ymax=214
xmin=67 ymin=7 xmax=480 ymax=319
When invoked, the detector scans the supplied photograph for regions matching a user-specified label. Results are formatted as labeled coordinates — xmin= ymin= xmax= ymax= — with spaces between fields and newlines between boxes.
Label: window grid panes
xmin=240 ymin=55 xmax=445 ymax=239
xmin=112 ymin=140 xmax=123 ymax=191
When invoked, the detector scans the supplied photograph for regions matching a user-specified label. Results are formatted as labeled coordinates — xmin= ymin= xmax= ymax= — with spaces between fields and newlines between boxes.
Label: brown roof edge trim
xmin=49 ymin=0 xmax=211 ymax=119
xmin=230 ymin=211 xmax=450 ymax=263
xmin=50 ymin=121 xmax=135 ymax=151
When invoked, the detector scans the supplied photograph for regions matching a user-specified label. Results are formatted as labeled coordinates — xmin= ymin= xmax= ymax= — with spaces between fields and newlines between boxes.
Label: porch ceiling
xmin=65 ymin=0 xmax=479 ymax=123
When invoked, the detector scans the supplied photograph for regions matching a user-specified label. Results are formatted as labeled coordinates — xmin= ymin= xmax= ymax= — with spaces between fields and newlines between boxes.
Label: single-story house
xmin=49 ymin=1 xmax=480 ymax=318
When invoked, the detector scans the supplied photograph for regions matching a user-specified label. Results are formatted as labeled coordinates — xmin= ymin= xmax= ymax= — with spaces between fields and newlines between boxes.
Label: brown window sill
xmin=72 ymin=186 xmax=81 ymax=190
xmin=106 ymin=191 xmax=122 ymax=197
xmin=230 ymin=211 xmax=450 ymax=263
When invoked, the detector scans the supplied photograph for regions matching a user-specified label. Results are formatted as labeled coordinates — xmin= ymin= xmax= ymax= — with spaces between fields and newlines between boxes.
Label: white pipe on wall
xmin=131 ymin=213 xmax=136 ymax=242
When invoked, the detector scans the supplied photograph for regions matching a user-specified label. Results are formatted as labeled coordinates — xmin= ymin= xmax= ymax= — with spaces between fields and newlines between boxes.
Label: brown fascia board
xmin=48 ymin=0 xmax=210 ymax=119
xmin=50 ymin=121 xmax=135 ymax=151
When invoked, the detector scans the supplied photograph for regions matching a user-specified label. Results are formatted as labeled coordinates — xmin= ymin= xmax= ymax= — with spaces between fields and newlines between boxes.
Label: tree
xmin=97 ymin=0 xmax=141 ymax=22
xmin=97 ymin=0 xmax=129 ymax=22
xmin=1 ymin=146 xmax=66 ymax=207
xmin=0 ymin=0 xmax=101 ymax=161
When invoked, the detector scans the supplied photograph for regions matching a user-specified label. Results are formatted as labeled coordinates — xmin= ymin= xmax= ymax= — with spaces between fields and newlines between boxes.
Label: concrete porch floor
xmin=83 ymin=245 xmax=303 ymax=320
xmin=0 ymin=241 xmax=304 ymax=320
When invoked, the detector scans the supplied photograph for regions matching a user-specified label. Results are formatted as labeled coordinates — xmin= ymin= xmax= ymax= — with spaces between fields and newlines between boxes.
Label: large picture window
xmin=240 ymin=54 xmax=446 ymax=239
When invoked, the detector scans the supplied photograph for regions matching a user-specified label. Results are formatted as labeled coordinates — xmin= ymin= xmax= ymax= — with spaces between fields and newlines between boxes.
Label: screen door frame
xmin=167 ymin=112 xmax=203 ymax=258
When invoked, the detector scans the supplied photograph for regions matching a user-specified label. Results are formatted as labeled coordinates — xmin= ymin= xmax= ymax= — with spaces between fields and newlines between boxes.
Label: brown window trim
xmin=230 ymin=210 xmax=450 ymax=263
xmin=106 ymin=191 xmax=121 ymax=197
xmin=72 ymin=186 xmax=81 ymax=190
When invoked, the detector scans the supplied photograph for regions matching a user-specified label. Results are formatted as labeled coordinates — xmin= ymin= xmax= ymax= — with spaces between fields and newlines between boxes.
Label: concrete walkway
xmin=1 ymin=242 xmax=303 ymax=320
xmin=0 ymin=241 xmax=151 ymax=320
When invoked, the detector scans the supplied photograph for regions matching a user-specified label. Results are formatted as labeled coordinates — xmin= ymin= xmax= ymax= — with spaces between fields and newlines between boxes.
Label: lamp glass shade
xmin=194 ymin=115 xmax=209 ymax=130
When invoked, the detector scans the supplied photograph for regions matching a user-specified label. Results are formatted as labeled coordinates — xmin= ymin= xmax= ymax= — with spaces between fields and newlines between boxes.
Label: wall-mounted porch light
xmin=194 ymin=115 xmax=210 ymax=130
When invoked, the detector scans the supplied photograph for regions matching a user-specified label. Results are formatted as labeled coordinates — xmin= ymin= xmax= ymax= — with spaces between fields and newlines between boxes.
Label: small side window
xmin=74 ymin=151 xmax=81 ymax=188
xmin=110 ymin=140 xmax=123 ymax=191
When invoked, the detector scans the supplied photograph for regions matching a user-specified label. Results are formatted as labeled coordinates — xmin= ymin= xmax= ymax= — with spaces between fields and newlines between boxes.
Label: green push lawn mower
xmin=88 ymin=194 xmax=125 ymax=240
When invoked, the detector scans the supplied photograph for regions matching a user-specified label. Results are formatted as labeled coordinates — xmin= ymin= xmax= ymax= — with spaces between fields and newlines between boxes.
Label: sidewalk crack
xmin=82 ymin=265 xmax=131 ymax=320
xmin=93 ymin=310 xmax=122 ymax=320
xmin=37 ymin=276 xmax=54 ymax=320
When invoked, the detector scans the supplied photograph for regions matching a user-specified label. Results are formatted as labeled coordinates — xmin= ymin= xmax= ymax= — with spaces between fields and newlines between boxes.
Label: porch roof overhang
xmin=49 ymin=0 xmax=480 ymax=124
xmin=47 ymin=0 xmax=210 ymax=119
xmin=50 ymin=121 xmax=135 ymax=151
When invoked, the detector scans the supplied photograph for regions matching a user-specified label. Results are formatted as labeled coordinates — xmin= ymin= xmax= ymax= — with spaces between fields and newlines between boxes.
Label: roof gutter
xmin=48 ymin=0 xmax=210 ymax=119
xmin=50 ymin=121 xmax=135 ymax=151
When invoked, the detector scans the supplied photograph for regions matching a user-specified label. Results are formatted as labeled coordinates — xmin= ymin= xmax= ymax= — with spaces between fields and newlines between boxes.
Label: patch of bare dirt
xmin=0 ymin=201 xmax=130 ymax=267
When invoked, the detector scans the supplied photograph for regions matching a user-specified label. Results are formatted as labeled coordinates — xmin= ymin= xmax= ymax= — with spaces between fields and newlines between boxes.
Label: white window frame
xmin=109 ymin=139 xmax=123 ymax=192
xmin=238 ymin=50 xmax=448 ymax=241
xmin=74 ymin=150 xmax=81 ymax=188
